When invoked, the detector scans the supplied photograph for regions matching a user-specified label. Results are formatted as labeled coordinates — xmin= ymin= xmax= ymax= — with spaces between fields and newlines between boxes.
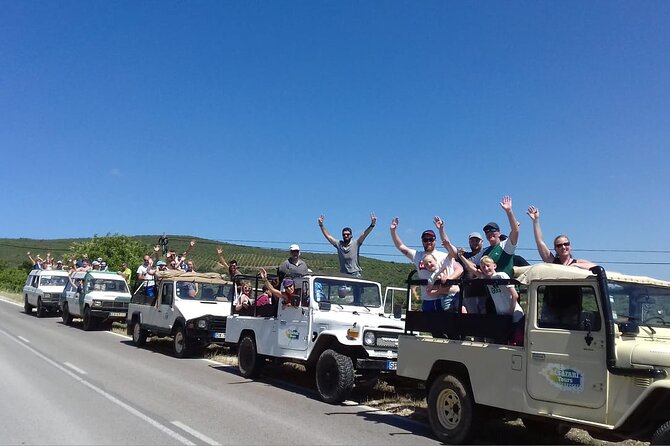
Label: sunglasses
xmin=422 ymin=238 xmax=436 ymax=243
xmin=555 ymin=242 xmax=571 ymax=248
xmin=484 ymin=228 xmax=498 ymax=234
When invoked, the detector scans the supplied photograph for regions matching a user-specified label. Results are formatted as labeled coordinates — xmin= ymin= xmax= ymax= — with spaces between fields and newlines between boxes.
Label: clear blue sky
xmin=2 ymin=1 xmax=669 ymax=279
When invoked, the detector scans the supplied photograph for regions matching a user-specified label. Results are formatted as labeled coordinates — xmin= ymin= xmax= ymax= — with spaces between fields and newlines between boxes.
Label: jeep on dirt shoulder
xmin=225 ymin=274 xmax=405 ymax=404
xmin=397 ymin=263 xmax=670 ymax=444
xmin=126 ymin=270 xmax=233 ymax=358
xmin=60 ymin=270 xmax=131 ymax=330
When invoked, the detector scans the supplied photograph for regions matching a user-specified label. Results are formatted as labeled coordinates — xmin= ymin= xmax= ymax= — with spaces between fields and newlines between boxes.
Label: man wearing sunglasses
xmin=318 ymin=213 xmax=376 ymax=278
xmin=527 ymin=205 xmax=596 ymax=270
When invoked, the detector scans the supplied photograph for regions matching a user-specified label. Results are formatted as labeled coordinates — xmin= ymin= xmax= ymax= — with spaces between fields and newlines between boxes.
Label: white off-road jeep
xmin=60 ymin=270 xmax=131 ymax=330
xmin=23 ymin=269 xmax=69 ymax=317
xmin=225 ymin=274 xmax=405 ymax=404
xmin=126 ymin=270 xmax=233 ymax=358
xmin=397 ymin=263 xmax=670 ymax=444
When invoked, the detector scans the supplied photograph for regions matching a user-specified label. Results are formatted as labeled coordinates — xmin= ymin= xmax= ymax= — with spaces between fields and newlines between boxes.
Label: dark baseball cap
xmin=483 ymin=222 xmax=500 ymax=232
xmin=421 ymin=230 xmax=436 ymax=240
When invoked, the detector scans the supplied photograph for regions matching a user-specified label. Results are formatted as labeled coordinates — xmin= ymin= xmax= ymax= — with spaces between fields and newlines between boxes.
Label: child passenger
xmin=459 ymin=254 xmax=525 ymax=345
xmin=422 ymin=253 xmax=461 ymax=312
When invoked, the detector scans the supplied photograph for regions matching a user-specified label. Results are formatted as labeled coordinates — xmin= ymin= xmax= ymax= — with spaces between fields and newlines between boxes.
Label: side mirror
xmin=318 ymin=301 xmax=331 ymax=311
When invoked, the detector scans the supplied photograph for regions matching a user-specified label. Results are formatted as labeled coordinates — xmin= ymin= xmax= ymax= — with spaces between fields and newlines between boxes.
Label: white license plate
xmin=109 ymin=312 xmax=125 ymax=317
xmin=213 ymin=332 xmax=225 ymax=339
xmin=386 ymin=360 xmax=397 ymax=371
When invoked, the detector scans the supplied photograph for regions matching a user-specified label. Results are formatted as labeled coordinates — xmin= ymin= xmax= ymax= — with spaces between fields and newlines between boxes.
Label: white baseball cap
xmin=289 ymin=244 xmax=300 ymax=251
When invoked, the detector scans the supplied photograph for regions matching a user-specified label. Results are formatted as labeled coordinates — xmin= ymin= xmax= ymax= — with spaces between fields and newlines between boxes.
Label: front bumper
xmin=356 ymin=358 xmax=398 ymax=372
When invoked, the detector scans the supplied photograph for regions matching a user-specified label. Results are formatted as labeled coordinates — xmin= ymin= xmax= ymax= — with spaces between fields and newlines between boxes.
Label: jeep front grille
xmin=210 ymin=316 xmax=227 ymax=332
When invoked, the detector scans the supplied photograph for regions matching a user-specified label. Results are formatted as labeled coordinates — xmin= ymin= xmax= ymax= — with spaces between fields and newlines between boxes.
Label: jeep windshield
xmin=87 ymin=279 xmax=129 ymax=293
xmin=176 ymin=281 xmax=231 ymax=302
xmin=39 ymin=276 xmax=67 ymax=287
xmin=609 ymin=281 xmax=670 ymax=327
xmin=314 ymin=278 xmax=381 ymax=308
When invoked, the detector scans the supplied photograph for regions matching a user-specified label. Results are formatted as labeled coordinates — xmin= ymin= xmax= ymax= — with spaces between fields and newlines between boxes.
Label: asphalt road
xmin=0 ymin=297 xmax=440 ymax=446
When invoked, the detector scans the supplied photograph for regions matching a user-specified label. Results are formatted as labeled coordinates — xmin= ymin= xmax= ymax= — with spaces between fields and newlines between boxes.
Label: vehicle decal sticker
xmin=540 ymin=363 xmax=584 ymax=392
xmin=285 ymin=328 xmax=300 ymax=340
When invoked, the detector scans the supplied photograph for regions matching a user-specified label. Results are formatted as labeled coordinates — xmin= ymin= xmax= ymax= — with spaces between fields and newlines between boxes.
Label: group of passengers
xmin=135 ymin=240 xmax=198 ymax=298
xmin=389 ymin=196 xmax=596 ymax=344
xmin=27 ymin=252 xmax=65 ymax=271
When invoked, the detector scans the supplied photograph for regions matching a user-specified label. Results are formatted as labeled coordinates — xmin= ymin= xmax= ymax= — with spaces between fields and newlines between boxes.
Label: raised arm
xmin=259 ymin=268 xmax=283 ymax=299
xmin=458 ymin=252 xmax=481 ymax=277
xmin=216 ymin=246 xmax=230 ymax=269
xmin=27 ymin=252 xmax=36 ymax=266
xmin=356 ymin=212 xmax=377 ymax=245
xmin=501 ymin=196 xmax=519 ymax=246
xmin=183 ymin=240 xmax=196 ymax=258
xmin=390 ymin=217 xmax=411 ymax=256
xmin=317 ymin=215 xmax=338 ymax=245
xmin=433 ymin=216 xmax=459 ymax=259
xmin=526 ymin=206 xmax=554 ymax=262
xmin=153 ymin=245 xmax=160 ymax=261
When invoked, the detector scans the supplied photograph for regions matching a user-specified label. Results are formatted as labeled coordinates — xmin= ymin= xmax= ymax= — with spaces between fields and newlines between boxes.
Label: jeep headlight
xmin=92 ymin=300 xmax=103 ymax=308
xmin=197 ymin=319 xmax=207 ymax=329
xmin=363 ymin=331 xmax=376 ymax=346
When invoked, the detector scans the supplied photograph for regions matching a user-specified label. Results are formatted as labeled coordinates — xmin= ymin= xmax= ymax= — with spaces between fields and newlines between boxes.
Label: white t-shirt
xmin=406 ymin=248 xmax=451 ymax=301
xmin=136 ymin=264 xmax=155 ymax=287
xmin=487 ymin=272 xmax=523 ymax=322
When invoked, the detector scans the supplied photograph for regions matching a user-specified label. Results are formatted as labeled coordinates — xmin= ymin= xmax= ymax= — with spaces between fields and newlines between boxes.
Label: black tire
xmin=82 ymin=307 xmax=96 ymax=331
xmin=238 ymin=335 xmax=264 ymax=378
xmin=521 ymin=417 xmax=570 ymax=438
xmin=24 ymin=296 xmax=33 ymax=314
xmin=36 ymin=298 xmax=45 ymax=318
xmin=131 ymin=319 xmax=147 ymax=347
xmin=427 ymin=374 xmax=477 ymax=444
xmin=62 ymin=303 xmax=73 ymax=325
xmin=652 ymin=420 xmax=670 ymax=445
xmin=315 ymin=349 xmax=354 ymax=404
xmin=173 ymin=325 xmax=188 ymax=358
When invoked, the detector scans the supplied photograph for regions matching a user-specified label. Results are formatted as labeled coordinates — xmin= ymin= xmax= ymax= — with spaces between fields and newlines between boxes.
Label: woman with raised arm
xmin=526 ymin=205 xmax=596 ymax=270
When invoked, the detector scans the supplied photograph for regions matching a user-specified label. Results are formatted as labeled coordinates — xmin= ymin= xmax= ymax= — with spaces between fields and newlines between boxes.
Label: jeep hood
xmin=630 ymin=342 xmax=670 ymax=368
xmin=88 ymin=291 xmax=131 ymax=301
xmin=315 ymin=307 xmax=404 ymax=331
xmin=176 ymin=299 xmax=231 ymax=321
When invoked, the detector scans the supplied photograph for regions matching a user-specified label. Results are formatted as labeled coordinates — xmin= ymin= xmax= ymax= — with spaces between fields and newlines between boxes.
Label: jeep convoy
xmin=59 ymin=270 xmax=132 ymax=330
xmin=23 ymin=269 xmax=69 ymax=317
xmin=396 ymin=263 xmax=670 ymax=445
xmin=225 ymin=274 xmax=405 ymax=403
xmin=126 ymin=270 xmax=233 ymax=357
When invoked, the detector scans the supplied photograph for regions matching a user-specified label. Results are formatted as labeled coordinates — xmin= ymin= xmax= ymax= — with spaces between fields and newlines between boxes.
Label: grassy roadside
xmin=0 ymin=290 xmax=22 ymax=304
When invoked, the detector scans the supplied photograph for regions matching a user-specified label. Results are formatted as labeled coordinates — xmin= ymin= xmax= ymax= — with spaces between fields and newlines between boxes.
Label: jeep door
xmin=277 ymin=279 xmax=310 ymax=352
xmin=26 ymin=273 xmax=39 ymax=306
xmin=151 ymin=281 xmax=175 ymax=333
xmin=526 ymin=283 xmax=607 ymax=416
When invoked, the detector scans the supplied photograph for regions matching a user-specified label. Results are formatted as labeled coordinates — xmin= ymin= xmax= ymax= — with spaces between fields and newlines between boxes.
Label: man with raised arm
xmin=318 ymin=213 xmax=376 ymax=278
xmin=390 ymin=217 xmax=461 ymax=313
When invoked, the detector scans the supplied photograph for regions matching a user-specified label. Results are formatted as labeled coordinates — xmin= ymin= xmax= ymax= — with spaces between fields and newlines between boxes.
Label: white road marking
xmin=0 ymin=297 xmax=22 ymax=307
xmin=0 ymin=328 xmax=195 ymax=446
xmin=64 ymin=362 xmax=87 ymax=375
xmin=171 ymin=421 xmax=221 ymax=446
xmin=105 ymin=330 xmax=131 ymax=339
xmin=17 ymin=336 xmax=30 ymax=343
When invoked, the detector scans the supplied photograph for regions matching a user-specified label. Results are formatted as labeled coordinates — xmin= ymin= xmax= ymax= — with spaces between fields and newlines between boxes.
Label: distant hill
xmin=0 ymin=235 xmax=414 ymax=289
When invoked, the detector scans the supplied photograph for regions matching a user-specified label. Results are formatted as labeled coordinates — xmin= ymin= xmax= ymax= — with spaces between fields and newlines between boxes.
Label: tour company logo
xmin=285 ymin=328 xmax=300 ymax=340
xmin=540 ymin=363 xmax=584 ymax=392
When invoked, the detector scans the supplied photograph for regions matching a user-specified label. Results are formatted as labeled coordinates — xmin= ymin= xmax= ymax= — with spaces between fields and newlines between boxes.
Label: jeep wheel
xmin=238 ymin=335 xmax=264 ymax=378
xmin=173 ymin=325 xmax=188 ymax=358
xmin=82 ymin=307 xmax=96 ymax=331
xmin=24 ymin=296 xmax=33 ymax=314
xmin=522 ymin=417 xmax=570 ymax=438
xmin=36 ymin=298 xmax=45 ymax=318
xmin=428 ymin=374 xmax=477 ymax=444
xmin=131 ymin=320 xmax=147 ymax=347
xmin=652 ymin=420 xmax=670 ymax=445
xmin=315 ymin=349 xmax=354 ymax=404
xmin=62 ymin=303 xmax=73 ymax=326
